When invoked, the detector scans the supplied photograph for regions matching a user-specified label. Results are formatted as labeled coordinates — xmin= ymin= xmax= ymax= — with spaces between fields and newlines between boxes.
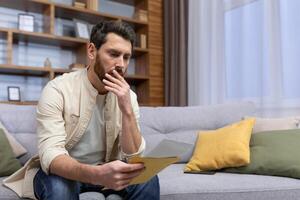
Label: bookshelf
xmin=0 ymin=0 xmax=163 ymax=105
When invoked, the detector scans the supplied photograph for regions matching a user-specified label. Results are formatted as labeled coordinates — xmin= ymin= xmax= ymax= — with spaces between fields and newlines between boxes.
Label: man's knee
xmin=144 ymin=175 xmax=160 ymax=192
xmin=126 ymin=175 xmax=160 ymax=199
xmin=149 ymin=175 xmax=159 ymax=188
xmin=34 ymin=169 xmax=79 ymax=200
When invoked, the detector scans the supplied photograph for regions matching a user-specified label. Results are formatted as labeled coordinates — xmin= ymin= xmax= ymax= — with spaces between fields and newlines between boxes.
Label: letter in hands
xmin=93 ymin=160 xmax=144 ymax=191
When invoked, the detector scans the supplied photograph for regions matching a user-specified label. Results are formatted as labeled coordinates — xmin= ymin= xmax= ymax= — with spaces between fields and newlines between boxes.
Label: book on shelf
xmin=134 ymin=9 xmax=148 ymax=22
xmin=136 ymin=34 xmax=147 ymax=49
xmin=74 ymin=2 xmax=86 ymax=9
xmin=86 ymin=0 xmax=99 ymax=11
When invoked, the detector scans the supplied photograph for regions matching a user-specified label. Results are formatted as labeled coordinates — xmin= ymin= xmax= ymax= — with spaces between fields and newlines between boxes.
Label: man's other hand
xmin=91 ymin=160 xmax=144 ymax=191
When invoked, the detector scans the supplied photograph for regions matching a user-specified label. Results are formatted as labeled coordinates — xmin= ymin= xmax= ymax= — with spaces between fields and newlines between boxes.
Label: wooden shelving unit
xmin=0 ymin=100 xmax=38 ymax=105
xmin=0 ymin=0 xmax=155 ymax=105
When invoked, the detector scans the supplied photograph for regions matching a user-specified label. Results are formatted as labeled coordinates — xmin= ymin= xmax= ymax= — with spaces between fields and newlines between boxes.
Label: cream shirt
xmin=3 ymin=69 xmax=145 ymax=200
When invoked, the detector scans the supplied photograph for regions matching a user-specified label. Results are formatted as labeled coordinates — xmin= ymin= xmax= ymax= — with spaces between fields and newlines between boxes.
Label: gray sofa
xmin=1 ymin=102 xmax=300 ymax=200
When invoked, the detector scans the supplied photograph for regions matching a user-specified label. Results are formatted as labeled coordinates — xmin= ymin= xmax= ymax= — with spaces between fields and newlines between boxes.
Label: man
xmin=33 ymin=21 xmax=159 ymax=199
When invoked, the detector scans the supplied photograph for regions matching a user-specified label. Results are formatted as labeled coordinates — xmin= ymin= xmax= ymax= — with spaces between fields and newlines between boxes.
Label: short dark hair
xmin=90 ymin=20 xmax=136 ymax=50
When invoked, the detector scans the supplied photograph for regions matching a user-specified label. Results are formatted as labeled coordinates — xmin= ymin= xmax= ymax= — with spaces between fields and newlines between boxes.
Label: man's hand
xmin=91 ymin=160 xmax=144 ymax=191
xmin=50 ymin=155 xmax=144 ymax=191
xmin=103 ymin=70 xmax=132 ymax=115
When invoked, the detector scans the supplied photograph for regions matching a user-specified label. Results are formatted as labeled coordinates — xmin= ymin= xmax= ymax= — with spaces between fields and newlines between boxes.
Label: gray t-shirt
xmin=69 ymin=91 xmax=142 ymax=165
xmin=69 ymin=94 xmax=106 ymax=165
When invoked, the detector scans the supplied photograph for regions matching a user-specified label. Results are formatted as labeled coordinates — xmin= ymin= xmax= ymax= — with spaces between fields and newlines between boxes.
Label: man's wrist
xmin=77 ymin=162 xmax=98 ymax=184
xmin=121 ymin=106 xmax=135 ymax=118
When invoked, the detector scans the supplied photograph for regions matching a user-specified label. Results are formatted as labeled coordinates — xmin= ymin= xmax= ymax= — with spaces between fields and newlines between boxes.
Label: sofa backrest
xmin=0 ymin=103 xmax=38 ymax=164
xmin=139 ymin=102 xmax=256 ymax=161
xmin=0 ymin=101 xmax=256 ymax=164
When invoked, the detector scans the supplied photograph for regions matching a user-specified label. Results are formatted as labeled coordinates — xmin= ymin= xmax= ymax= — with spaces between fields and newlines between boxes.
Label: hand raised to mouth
xmin=108 ymin=66 xmax=125 ymax=78
xmin=102 ymin=67 xmax=132 ymax=114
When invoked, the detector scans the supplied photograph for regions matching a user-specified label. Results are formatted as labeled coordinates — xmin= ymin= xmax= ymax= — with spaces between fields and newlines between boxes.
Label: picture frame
xmin=18 ymin=13 xmax=35 ymax=32
xmin=74 ymin=20 xmax=90 ymax=39
xmin=7 ymin=86 xmax=21 ymax=102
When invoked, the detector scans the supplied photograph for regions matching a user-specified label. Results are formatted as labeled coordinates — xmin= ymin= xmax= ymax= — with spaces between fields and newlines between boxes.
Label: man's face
xmin=94 ymin=33 xmax=132 ymax=83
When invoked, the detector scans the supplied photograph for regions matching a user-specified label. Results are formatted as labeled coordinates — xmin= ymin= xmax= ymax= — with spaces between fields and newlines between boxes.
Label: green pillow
xmin=0 ymin=129 xmax=21 ymax=176
xmin=223 ymin=129 xmax=300 ymax=179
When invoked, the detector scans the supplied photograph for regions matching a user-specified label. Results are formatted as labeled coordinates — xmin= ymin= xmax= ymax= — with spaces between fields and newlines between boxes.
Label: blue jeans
xmin=33 ymin=168 xmax=160 ymax=200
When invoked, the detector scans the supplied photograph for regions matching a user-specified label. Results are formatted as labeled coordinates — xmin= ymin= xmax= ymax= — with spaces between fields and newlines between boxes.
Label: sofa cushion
xmin=0 ymin=121 xmax=27 ymax=157
xmin=15 ymin=133 xmax=38 ymax=165
xmin=184 ymin=118 xmax=255 ymax=172
xmin=250 ymin=116 xmax=300 ymax=133
xmin=159 ymin=164 xmax=300 ymax=200
xmin=0 ymin=104 xmax=37 ymax=134
xmin=0 ymin=129 xmax=21 ymax=176
xmin=140 ymin=102 xmax=256 ymax=162
xmin=223 ymin=129 xmax=300 ymax=179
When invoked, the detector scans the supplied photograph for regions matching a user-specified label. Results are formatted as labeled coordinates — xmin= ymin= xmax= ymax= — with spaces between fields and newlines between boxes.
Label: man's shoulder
xmin=38 ymin=69 xmax=86 ymax=109
xmin=49 ymin=69 xmax=85 ymax=87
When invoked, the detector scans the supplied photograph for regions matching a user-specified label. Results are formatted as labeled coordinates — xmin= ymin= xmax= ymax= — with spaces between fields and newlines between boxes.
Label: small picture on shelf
xmin=62 ymin=25 xmax=76 ymax=37
xmin=74 ymin=20 xmax=90 ymax=39
xmin=7 ymin=86 xmax=21 ymax=102
xmin=18 ymin=14 xmax=35 ymax=32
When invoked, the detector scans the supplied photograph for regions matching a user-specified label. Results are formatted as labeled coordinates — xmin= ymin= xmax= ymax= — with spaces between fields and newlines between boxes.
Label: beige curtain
xmin=164 ymin=0 xmax=188 ymax=106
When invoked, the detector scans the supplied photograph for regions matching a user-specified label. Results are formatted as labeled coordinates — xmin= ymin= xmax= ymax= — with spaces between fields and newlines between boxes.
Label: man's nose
xmin=116 ymin=56 xmax=125 ymax=67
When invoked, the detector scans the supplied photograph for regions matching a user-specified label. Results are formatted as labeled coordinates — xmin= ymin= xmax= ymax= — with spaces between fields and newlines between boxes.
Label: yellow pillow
xmin=184 ymin=118 xmax=255 ymax=173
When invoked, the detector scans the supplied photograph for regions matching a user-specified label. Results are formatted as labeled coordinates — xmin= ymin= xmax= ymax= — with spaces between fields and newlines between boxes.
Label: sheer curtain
xmin=188 ymin=0 xmax=300 ymax=116
xmin=188 ymin=0 xmax=226 ymax=106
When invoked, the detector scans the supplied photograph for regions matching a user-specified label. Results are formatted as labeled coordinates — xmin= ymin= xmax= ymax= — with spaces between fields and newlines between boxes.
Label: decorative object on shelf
xmin=44 ymin=57 xmax=52 ymax=68
xmin=18 ymin=14 xmax=35 ymax=32
xmin=86 ymin=0 xmax=98 ymax=11
xmin=69 ymin=63 xmax=85 ymax=70
xmin=7 ymin=86 xmax=21 ymax=102
xmin=74 ymin=1 xmax=86 ymax=9
xmin=136 ymin=34 xmax=147 ymax=49
xmin=134 ymin=9 xmax=148 ymax=22
xmin=74 ymin=20 xmax=90 ymax=39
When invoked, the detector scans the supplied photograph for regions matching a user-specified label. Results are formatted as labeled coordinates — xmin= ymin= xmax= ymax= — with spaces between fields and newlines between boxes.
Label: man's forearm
xmin=49 ymin=154 xmax=96 ymax=184
xmin=121 ymin=111 xmax=142 ymax=154
xmin=49 ymin=154 xmax=145 ymax=190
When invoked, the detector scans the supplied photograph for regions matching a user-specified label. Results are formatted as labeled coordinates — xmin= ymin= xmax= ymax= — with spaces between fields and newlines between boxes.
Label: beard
xmin=93 ymin=54 xmax=109 ymax=94
xmin=94 ymin=54 xmax=106 ymax=82
xmin=94 ymin=54 xmax=126 ymax=81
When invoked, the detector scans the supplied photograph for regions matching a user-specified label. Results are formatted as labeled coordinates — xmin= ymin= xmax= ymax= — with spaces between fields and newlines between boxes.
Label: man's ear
xmin=87 ymin=43 xmax=97 ymax=60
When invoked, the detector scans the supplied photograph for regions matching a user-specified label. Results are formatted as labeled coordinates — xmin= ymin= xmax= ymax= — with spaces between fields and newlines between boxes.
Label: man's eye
xmin=111 ymin=53 xmax=119 ymax=57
